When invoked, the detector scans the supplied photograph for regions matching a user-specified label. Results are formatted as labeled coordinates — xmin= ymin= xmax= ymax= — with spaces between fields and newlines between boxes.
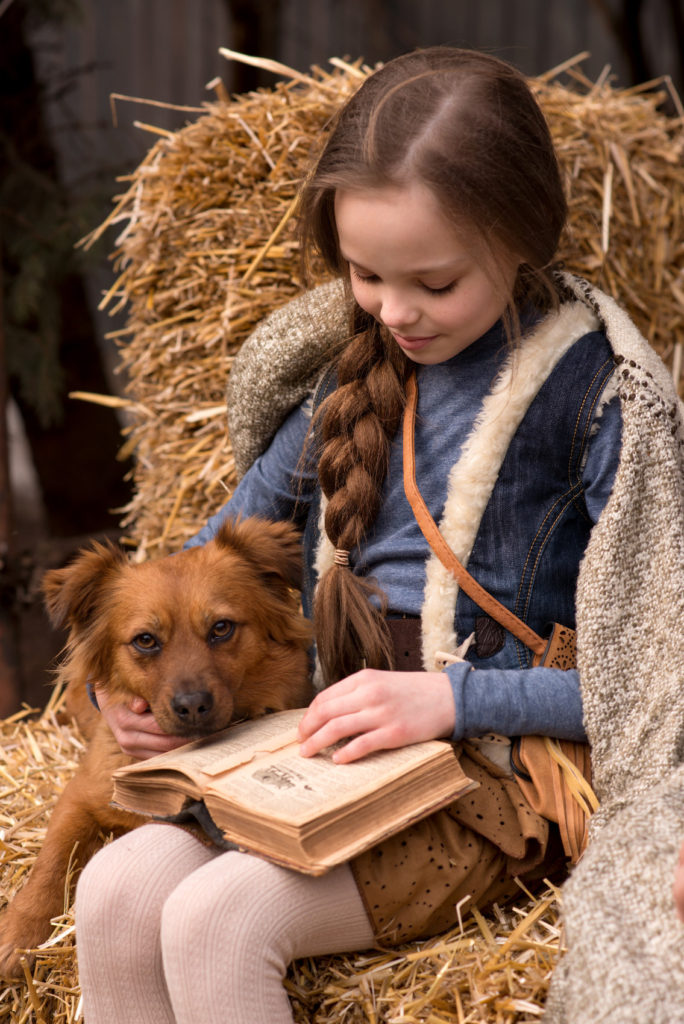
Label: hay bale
xmin=0 ymin=704 xmax=84 ymax=1023
xmin=80 ymin=52 xmax=684 ymax=556
xmin=3 ymin=52 xmax=682 ymax=1020
xmin=0 ymin=709 xmax=563 ymax=1023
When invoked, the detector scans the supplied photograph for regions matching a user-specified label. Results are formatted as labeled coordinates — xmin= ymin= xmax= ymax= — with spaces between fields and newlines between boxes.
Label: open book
xmin=111 ymin=709 xmax=477 ymax=875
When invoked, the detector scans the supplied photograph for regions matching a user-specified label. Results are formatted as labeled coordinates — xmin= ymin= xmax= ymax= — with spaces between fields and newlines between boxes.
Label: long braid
xmin=298 ymin=47 xmax=569 ymax=684
xmin=314 ymin=315 xmax=410 ymax=684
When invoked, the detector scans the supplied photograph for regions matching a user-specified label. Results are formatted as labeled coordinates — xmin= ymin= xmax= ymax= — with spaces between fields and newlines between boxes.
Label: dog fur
xmin=0 ymin=517 xmax=312 ymax=977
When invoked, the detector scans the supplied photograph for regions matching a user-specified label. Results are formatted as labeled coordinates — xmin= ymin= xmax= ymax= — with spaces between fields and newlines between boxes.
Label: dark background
xmin=1 ymin=0 xmax=682 ymax=713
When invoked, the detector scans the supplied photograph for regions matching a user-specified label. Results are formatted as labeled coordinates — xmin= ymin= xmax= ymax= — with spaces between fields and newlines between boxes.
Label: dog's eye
xmin=132 ymin=632 xmax=160 ymax=653
xmin=209 ymin=620 xmax=235 ymax=643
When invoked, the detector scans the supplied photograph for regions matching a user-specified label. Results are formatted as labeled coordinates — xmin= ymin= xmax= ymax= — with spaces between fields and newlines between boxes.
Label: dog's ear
xmin=42 ymin=540 xmax=128 ymax=630
xmin=215 ymin=517 xmax=303 ymax=591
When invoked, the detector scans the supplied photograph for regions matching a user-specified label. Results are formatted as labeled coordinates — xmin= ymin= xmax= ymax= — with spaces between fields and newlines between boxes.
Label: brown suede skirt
xmin=350 ymin=741 xmax=564 ymax=945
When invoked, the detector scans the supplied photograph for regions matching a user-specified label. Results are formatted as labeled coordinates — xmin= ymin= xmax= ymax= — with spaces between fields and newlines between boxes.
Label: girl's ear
xmin=214 ymin=517 xmax=303 ymax=592
xmin=42 ymin=541 xmax=128 ymax=631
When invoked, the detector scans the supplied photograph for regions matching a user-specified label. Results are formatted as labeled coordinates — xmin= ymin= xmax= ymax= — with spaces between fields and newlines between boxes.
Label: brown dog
xmin=0 ymin=517 xmax=312 ymax=977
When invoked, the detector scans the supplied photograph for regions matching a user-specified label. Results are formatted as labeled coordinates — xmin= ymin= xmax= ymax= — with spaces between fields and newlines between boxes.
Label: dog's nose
xmin=171 ymin=690 xmax=215 ymax=723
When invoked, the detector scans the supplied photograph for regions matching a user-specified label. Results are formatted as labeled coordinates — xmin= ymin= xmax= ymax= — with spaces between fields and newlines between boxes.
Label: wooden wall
xmin=25 ymin=0 xmax=681 ymax=378
xmin=29 ymin=0 xmax=681 ymax=191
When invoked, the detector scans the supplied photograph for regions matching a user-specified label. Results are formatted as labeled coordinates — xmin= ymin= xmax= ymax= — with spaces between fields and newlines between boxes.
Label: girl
xmin=76 ymin=47 xmax=684 ymax=1023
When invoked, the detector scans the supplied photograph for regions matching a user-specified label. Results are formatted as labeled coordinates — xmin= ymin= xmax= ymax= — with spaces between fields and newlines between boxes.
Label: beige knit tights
xmin=75 ymin=823 xmax=375 ymax=1023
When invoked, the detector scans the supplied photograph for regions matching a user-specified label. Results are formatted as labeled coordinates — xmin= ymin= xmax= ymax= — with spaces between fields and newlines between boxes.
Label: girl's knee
xmin=76 ymin=825 xmax=210 ymax=935
xmin=160 ymin=853 xmax=282 ymax=956
xmin=160 ymin=853 xmax=367 ymax=971
xmin=75 ymin=837 xmax=141 ymax=941
xmin=160 ymin=874 xmax=211 ymax=955
xmin=77 ymin=836 xmax=132 ymax=904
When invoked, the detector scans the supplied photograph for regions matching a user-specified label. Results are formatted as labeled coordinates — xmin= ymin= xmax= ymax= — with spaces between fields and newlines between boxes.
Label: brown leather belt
xmin=386 ymin=616 xmax=423 ymax=672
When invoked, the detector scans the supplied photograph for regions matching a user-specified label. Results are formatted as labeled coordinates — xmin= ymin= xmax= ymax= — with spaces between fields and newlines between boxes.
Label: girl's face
xmin=335 ymin=184 xmax=520 ymax=365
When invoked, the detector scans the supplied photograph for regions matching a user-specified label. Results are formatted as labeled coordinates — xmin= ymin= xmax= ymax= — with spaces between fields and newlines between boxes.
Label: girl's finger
xmin=129 ymin=695 xmax=152 ymax=715
xmin=306 ymin=673 xmax=364 ymax=709
xmin=298 ymin=681 xmax=369 ymax=740
xmin=330 ymin=726 xmax=401 ymax=763
xmin=298 ymin=709 xmax=376 ymax=757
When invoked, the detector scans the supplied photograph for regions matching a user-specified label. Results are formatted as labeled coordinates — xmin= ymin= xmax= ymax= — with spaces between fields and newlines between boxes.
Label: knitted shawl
xmin=227 ymin=275 xmax=684 ymax=1023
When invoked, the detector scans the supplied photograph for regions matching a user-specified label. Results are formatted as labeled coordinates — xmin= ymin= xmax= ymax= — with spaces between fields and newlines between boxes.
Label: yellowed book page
xmin=205 ymin=737 xmax=457 ymax=828
xmin=112 ymin=709 xmax=306 ymax=787
xmin=199 ymin=710 xmax=305 ymax=776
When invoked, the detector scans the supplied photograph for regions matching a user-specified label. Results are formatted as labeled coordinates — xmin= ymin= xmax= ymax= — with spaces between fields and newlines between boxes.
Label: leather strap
xmin=402 ymin=372 xmax=547 ymax=659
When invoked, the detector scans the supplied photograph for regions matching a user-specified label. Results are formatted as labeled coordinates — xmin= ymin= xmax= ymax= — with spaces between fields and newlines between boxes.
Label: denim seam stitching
xmin=512 ymin=359 xmax=615 ymax=666
xmin=567 ymin=360 xmax=616 ymax=521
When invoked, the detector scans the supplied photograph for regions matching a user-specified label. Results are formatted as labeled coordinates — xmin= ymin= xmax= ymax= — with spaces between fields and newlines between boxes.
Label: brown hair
xmin=299 ymin=47 xmax=568 ymax=684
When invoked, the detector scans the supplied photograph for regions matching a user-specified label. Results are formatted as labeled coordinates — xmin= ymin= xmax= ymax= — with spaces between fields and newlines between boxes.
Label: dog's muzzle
xmin=171 ymin=689 xmax=215 ymax=725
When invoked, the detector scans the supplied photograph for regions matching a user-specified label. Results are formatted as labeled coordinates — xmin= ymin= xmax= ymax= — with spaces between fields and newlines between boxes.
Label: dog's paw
xmin=0 ymin=947 xmax=30 ymax=981
xmin=0 ymin=938 xmax=31 ymax=980
xmin=0 ymin=909 xmax=43 ymax=979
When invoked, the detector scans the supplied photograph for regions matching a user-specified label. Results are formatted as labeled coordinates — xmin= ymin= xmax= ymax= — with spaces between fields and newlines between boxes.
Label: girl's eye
xmin=209 ymin=620 xmax=236 ymax=643
xmin=350 ymin=265 xmax=456 ymax=295
xmin=350 ymin=267 xmax=377 ymax=284
xmin=132 ymin=633 xmax=160 ymax=653
xmin=421 ymin=280 xmax=457 ymax=295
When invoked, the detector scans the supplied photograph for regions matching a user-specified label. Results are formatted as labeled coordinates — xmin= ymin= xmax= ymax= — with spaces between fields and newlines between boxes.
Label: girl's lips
xmin=392 ymin=332 xmax=436 ymax=351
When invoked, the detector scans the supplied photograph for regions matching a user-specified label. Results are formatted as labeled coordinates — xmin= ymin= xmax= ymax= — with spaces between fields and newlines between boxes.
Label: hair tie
xmin=334 ymin=548 xmax=350 ymax=567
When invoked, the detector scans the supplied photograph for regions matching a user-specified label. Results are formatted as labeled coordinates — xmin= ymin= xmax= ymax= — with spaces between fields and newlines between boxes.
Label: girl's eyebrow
xmin=342 ymin=253 xmax=469 ymax=275
xmin=410 ymin=260 xmax=469 ymax=275
xmin=342 ymin=255 xmax=373 ymax=272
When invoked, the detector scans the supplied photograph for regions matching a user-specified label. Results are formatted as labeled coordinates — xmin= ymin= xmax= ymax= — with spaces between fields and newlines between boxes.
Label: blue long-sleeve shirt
xmin=187 ymin=321 xmax=622 ymax=741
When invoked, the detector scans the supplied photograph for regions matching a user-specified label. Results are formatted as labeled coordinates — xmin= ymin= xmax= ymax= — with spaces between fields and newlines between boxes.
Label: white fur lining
xmin=311 ymin=495 xmax=334 ymax=689
xmin=314 ymin=494 xmax=334 ymax=580
xmin=420 ymin=303 xmax=599 ymax=669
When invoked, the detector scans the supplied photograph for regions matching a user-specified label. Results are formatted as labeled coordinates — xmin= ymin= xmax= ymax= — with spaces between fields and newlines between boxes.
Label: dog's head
xmin=43 ymin=518 xmax=313 ymax=737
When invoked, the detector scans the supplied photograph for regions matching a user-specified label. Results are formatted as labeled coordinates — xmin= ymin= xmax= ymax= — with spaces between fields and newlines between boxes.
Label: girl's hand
xmin=94 ymin=686 xmax=192 ymax=760
xmin=297 ymin=669 xmax=456 ymax=764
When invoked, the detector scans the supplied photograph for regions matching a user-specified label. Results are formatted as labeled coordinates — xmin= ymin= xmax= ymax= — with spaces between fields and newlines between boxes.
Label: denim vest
xmin=302 ymin=328 xmax=617 ymax=670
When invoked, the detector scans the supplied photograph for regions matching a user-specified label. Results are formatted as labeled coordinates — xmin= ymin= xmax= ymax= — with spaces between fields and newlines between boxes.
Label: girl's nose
xmin=379 ymin=289 xmax=420 ymax=330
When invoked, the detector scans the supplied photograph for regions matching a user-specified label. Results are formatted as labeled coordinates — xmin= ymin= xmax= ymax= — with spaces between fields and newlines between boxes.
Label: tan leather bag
xmin=513 ymin=625 xmax=597 ymax=863
xmin=402 ymin=374 xmax=597 ymax=864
